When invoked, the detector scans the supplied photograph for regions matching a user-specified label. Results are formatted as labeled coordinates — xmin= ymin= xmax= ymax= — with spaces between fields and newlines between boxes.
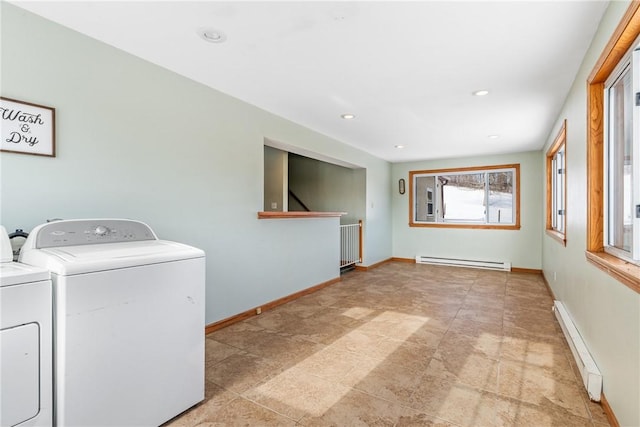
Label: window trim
xmin=604 ymin=56 xmax=635 ymax=261
xmin=408 ymin=163 xmax=521 ymax=230
xmin=546 ymin=120 xmax=567 ymax=246
xmin=587 ymin=2 xmax=640 ymax=294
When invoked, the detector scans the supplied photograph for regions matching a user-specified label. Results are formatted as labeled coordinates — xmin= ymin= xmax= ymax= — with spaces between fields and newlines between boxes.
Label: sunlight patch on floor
xmin=340 ymin=306 xmax=375 ymax=320
xmin=250 ymin=310 xmax=430 ymax=417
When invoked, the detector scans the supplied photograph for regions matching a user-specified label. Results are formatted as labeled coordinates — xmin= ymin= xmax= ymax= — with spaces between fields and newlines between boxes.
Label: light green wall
xmin=288 ymin=153 xmax=366 ymax=225
xmin=541 ymin=1 xmax=640 ymax=425
xmin=263 ymin=146 xmax=287 ymax=212
xmin=391 ymin=151 xmax=543 ymax=269
xmin=0 ymin=3 xmax=392 ymax=324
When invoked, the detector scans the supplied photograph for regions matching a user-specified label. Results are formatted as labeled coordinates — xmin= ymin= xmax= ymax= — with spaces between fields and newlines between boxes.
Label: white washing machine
xmin=0 ymin=225 xmax=53 ymax=427
xmin=19 ymin=219 xmax=205 ymax=427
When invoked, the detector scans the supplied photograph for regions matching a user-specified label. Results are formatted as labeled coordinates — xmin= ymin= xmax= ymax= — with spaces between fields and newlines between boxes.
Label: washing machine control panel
xmin=33 ymin=219 xmax=157 ymax=248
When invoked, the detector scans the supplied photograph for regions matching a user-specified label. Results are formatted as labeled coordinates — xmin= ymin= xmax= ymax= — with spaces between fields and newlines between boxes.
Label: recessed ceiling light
xmin=488 ymin=134 xmax=500 ymax=139
xmin=341 ymin=113 xmax=355 ymax=120
xmin=394 ymin=145 xmax=405 ymax=149
xmin=197 ymin=28 xmax=227 ymax=43
xmin=473 ymin=90 xmax=489 ymax=96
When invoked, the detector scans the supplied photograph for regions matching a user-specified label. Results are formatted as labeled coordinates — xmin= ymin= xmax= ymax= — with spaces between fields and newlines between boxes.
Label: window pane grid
xmin=410 ymin=166 xmax=517 ymax=227
xmin=551 ymin=147 xmax=565 ymax=233
xmin=606 ymin=64 xmax=634 ymax=256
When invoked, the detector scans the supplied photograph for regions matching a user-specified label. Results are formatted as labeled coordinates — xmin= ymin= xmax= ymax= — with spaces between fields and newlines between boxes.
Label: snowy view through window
xmin=410 ymin=166 xmax=517 ymax=227
xmin=442 ymin=172 xmax=513 ymax=223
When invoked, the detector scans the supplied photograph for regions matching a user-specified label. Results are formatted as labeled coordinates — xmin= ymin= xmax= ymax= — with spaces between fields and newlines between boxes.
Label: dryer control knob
xmin=94 ymin=225 xmax=110 ymax=236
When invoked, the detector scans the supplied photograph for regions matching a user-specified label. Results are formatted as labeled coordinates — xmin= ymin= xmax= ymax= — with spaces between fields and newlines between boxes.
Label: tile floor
xmin=164 ymin=262 xmax=611 ymax=426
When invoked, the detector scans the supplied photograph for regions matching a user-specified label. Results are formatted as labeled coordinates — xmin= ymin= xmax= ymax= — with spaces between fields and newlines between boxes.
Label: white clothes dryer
xmin=19 ymin=219 xmax=205 ymax=427
xmin=0 ymin=225 xmax=53 ymax=427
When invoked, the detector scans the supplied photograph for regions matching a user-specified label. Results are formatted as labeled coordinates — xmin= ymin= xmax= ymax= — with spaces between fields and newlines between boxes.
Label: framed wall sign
xmin=1 ymin=97 xmax=56 ymax=157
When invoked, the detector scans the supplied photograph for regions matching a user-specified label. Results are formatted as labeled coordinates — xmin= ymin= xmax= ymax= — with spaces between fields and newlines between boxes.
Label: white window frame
xmin=408 ymin=164 xmax=520 ymax=230
xmin=552 ymin=146 xmax=566 ymax=233
xmin=546 ymin=120 xmax=567 ymax=245
xmin=603 ymin=36 xmax=640 ymax=263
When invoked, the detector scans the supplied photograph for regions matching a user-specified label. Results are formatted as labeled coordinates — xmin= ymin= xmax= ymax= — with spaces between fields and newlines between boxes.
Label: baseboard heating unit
xmin=415 ymin=256 xmax=511 ymax=272
xmin=553 ymin=300 xmax=602 ymax=401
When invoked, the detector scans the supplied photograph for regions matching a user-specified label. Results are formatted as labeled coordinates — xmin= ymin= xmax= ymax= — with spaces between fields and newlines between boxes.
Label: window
xmin=546 ymin=120 xmax=567 ymax=245
xmin=409 ymin=164 xmax=520 ymax=229
xmin=586 ymin=2 xmax=640 ymax=294
xmin=605 ymin=52 xmax=636 ymax=261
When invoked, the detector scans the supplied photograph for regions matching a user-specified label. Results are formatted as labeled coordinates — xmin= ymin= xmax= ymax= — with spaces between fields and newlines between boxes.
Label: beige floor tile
xmin=207 ymin=321 xmax=266 ymax=350
xmin=161 ymin=382 xmax=238 ymax=427
xmin=468 ymin=284 xmax=506 ymax=297
xmin=278 ymin=317 xmax=353 ymax=345
xmin=507 ymin=397 xmax=593 ymax=426
xmin=204 ymin=339 xmax=241 ymax=365
xmin=448 ymin=317 xmax=504 ymax=339
xmin=205 ymin=351 xmax=280 ymax=394
xmin=273 ymin=297 xmax=327 ymax=318
xmin=377 ymin=338 xmax=436 ymax=372
xmin=394 ymin=414 xmax=459 ymax=427
xmin=298 ymin=388 xmax=424 ymax=426
xmin=357 ymin=310 xmax=434 ymax=340
xmin=463 ymin=294 xmax=505 ymax=310
xmin=403 ymin=323 xmax=449 ymax=349
xmin=586 ymin=399 xmax=611 ymax=425
xmin=295 ymin=346 xmax=370 ymax=383
xmin=503 ymin=294 xmax=554 ymax=312
xmin=438 ymin=330 xmax=502 ymax=360
xmin=503 ymin=307 xmax=560 ymax=338
xmin=425 ymin=350 xmax=500 ymax=392
xmin=500 ymin=331 xmax=574 ymax=373
xmin=414 ymin=291 xmax=467 ymax=306
xmin=497 ymin=359 xmax=590 ymax=418
xmin=348 ymin=358 xmax=426 ymax=405
xmin=408 ymin=374 xmax=504 ymax=426
xmin=260 ymin=339 xmax=327 ymax=373
xmin=243 ymin=366 xmax=353 ymax=421
xmin=172 ymin=263 xmax=611 ymax=427
xmin=422 ymin=302 xmax=464 ymax=319
xmin=455 ymin=306 xmax=504 ymax=326
xmin=329 ymin=328 xmax=387 ymax=356
xmin=244 ymin=309 xmax=306 ymax=331
xmin=192 ymin=396 xmax=298 ymax=426
xmin=506 ymin=282 xmax=552 ymax=299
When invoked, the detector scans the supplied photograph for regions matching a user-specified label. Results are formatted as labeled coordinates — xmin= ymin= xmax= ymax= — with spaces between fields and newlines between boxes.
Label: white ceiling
xmin=10 ymin=1 xmax=609 ymax=163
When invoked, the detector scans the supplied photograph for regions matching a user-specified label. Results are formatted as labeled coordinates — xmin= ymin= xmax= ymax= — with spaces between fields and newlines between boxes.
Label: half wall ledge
xmin=258 ymin=211 xmax=346 ymax=219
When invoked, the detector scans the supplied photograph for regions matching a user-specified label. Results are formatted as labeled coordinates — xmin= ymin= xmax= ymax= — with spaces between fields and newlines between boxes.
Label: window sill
xmin=585 ymin=251 xmax=640 ymax=294
xmin=258 ymin=211 xmax=346 ymax=219
xmin=546 ymin=229 xmax=566 ymax=246
xmin=409 ymin=222 xmax=520 ymax=230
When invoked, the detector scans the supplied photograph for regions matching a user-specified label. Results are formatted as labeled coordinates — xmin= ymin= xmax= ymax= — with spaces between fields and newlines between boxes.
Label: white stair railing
xmin=340 ymin=220 xmax=362 ymax=268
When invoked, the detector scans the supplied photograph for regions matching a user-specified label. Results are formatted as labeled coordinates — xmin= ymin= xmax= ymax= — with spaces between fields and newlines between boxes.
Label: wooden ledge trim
xmin=258 ymin=211 xmax=346 ymax=219
xmin=586 ymin=251 xmax=640 ymax=294
xmin=545 ymin=229 xmax=567 ymax=247
xmin=204 ymin=276 xmax=341 ymax=334
xmin=409 ymin=223 xmax=521 ymax=230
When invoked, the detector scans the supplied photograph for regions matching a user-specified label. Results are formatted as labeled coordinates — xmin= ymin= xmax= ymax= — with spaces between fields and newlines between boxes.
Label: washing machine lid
xmin=20 ymin=240 xmax=204 ymax=276
xmin=0 ymin=262 xmax=51 ymax=287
